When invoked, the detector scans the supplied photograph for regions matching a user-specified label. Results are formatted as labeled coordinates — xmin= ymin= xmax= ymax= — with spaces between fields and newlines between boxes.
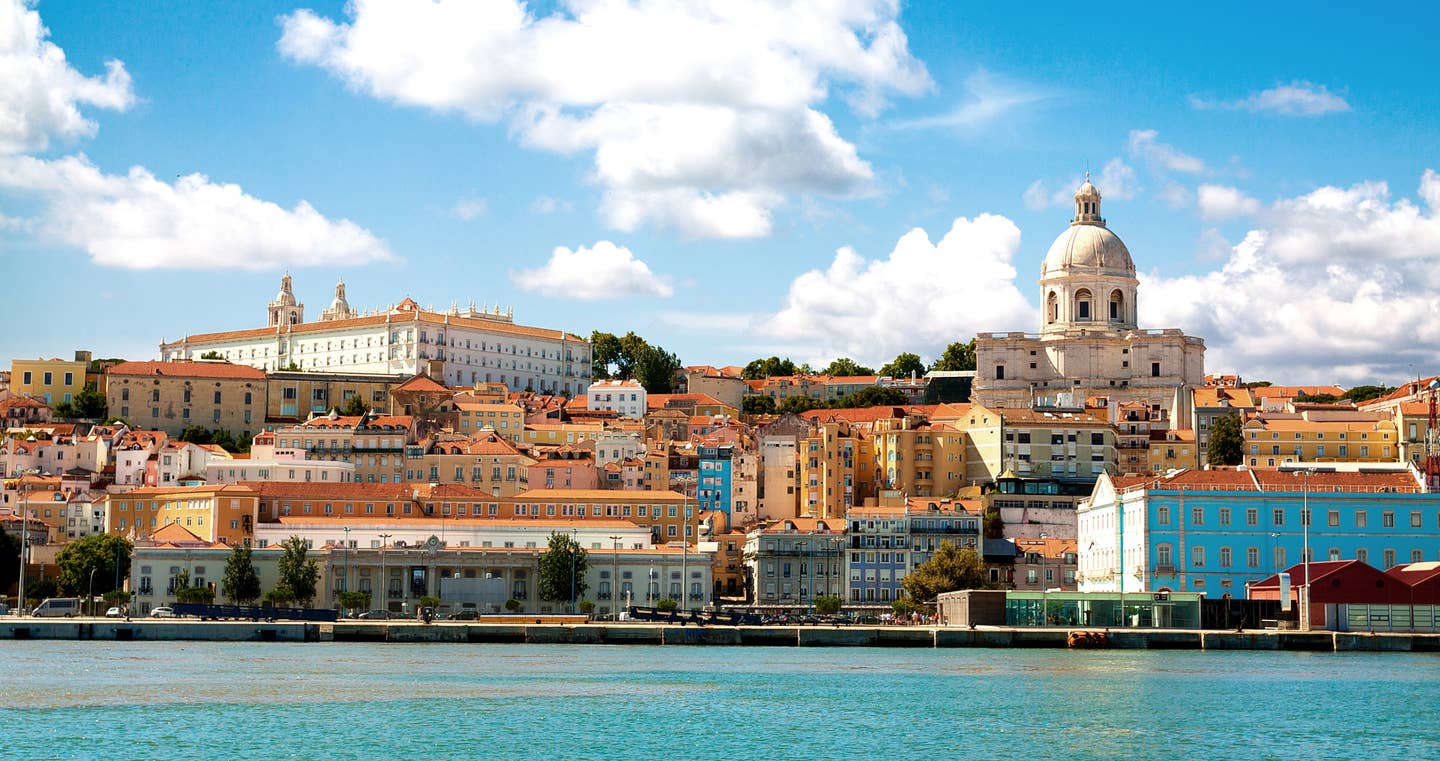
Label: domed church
xmin=973 ymin=176 xmax=1205 ymax=414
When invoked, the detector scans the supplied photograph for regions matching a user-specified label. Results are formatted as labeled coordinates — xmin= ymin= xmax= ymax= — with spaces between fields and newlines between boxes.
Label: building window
xmin=1151 ymin=362 xmax=1160 ymax=378
xmin=1412 ymin=511 xmax=1423 ymax=528
xmin=1156 ymin=544 xmax=1171 ymax=567
xmin=1191 ymin=546 xmax=1205 ymax=568
xmin=1157 ymin=506 xmax=1170 ymax=525
xmin=1219 ymin=547 xmax=1232 ymax=568
xmin=1355 ymin=511 xmax=1367 ymax=528
xmin=1246 ymin=508 xmax=1258 ymax=527
xmin=1246 ymin=547 xmax=1259 ymax=568
xmin=1383 ymin=549 xmax=1396 ymax=569
xmin=994 ymin=365 xmax=1005 ymax=381
xmin=1191 ymin=506 xmax=1203 ymax=526
xmin=1273 ymin=508 xmax=1285 ymax=527
xmin=1356 ymin=548 xmax=1368 ymax=564
xmin=1327 ymin=510 xmax=1340 ymax=527
xmin=1383 ymin=511 xmax=1395 ymax=528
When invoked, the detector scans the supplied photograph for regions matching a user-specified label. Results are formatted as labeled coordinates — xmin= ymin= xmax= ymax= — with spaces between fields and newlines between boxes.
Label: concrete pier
xmin=4 ymin=618 xmax=1440 ymax=651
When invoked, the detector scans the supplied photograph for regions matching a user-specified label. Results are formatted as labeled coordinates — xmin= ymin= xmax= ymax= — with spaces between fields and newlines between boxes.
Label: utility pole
xmin=378 ymin=533 xmax=392 ymax=613
xmin=609 ymin=535 xmax=622 ymax=619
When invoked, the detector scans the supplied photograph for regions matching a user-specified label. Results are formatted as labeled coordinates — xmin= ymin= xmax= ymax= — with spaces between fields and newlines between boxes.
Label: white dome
xmin=1042 ymin=223 xmax=1134 ymax=278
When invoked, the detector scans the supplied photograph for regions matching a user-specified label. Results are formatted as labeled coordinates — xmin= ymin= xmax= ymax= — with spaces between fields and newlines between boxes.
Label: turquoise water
xmin=2 ymin=643 xmax=1438 ymax=760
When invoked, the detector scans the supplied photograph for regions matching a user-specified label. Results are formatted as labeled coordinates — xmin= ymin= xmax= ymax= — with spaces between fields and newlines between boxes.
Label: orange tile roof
xmin=164 ymin=307 xmax=589 ymax=346
xmin=393 ymin=374 xmax=449 ymax=393
xmin=107 ymin=361 xmax=266 ymax=380
xmin=271 ymin=516 xmax=639 ymax=529
xmin=512 ymin=488 xmax=687 ymax=501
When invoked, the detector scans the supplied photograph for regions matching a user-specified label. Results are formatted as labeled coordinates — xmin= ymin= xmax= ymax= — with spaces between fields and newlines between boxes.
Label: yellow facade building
xmin=11 ymin=354 xmax=89 ymax=406
xmin=798 ymin=421 xmax=875 ymax=519
xmin=105 ymin=484 xmax=260 ymax=546
xmin=1242 ymin=414 xmax=1397 ymax=469
xmin=1148 ymin=429 xmax=1199 ymax=473
xmin=869 ymin=417 xmax=969 ymax=497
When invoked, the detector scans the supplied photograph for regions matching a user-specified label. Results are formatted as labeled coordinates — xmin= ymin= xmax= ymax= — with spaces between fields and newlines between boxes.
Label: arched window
xmin=1074 ymin=289 xmax=1092 ymax=320
xmin=1046 ymin=291 xmax=1058 ymax=323
xmin=1109 ymin=290 xmax=1125 ymax=322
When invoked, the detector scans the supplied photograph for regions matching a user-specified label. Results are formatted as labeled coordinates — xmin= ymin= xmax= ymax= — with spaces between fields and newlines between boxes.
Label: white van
xmin=31 ymin=597 xmax=81 ymax=617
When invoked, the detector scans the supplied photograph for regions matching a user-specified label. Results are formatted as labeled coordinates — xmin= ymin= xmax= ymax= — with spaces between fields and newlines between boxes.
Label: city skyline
xmin=2 ymin=1 xmax=1438 ymax=385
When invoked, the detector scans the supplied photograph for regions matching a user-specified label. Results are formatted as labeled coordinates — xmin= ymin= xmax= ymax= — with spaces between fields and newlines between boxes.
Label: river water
xmin=2 ymin=642 xmax=1436 ymax=760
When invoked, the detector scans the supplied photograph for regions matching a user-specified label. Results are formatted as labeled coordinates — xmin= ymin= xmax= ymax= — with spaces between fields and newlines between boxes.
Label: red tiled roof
xmin=107 ymin=361 xmax=266 ymax=380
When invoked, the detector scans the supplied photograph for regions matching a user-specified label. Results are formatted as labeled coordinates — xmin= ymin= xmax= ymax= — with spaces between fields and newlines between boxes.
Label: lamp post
xmin=1298 ymin=469 xmax=1315 ymax=632
xmin=609 ymin=535 xmax=622 ymax=619
xmin=1039 ymin=533 xmax=1049 ymax=627
xmin=17 ymin=470 xmax=37 ymax=616
xmin=342 ymin=526 xmax=351 ymax=597
xmin=87 ymin=567 xmax=97 ymax=617
xmin=570 ymin=528 xmax=578 ymax=614
xmin=378 ymin=533 xmax=393 ymax=613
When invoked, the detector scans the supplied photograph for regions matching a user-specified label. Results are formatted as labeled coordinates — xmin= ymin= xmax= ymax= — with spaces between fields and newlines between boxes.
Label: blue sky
xmin=3 ymin=0 xmax=1439 ymax=384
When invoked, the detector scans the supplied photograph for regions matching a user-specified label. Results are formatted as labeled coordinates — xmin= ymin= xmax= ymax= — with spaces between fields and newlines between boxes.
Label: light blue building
xmin=1078 ymin=467 xmax=1440 ymax=598
xmin=845 ymin=497 xmax=981 ymax=605
xmin=697 ymin=443 xmax=734 ymax=518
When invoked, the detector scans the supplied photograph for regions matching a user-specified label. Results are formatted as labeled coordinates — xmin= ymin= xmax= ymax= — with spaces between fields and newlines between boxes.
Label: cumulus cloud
xmin=1196 ymin=184 xmax=1261 ymax=220
xmin=1128 ymin=129 xmax=1205 ymax=174
xmin=760 ymin=214 xmax=1035 ymax=364
xmin=278 ymin=0 xmax=930 ymax=238
xmin=451 ymin=196 xmax=488 ymax=220
xmin=510 ymin=240 xmax=673 ymax=299
xmin=1190 ymin=81 xmax=1351 ymax=116
xmin=0 ymin=0 xmax=135 ymax=154
xmin=1142 ymin=170 xmax=1440 ymax=382
xmin=530 ymin=196 xmax=572 ymax=215
xmin=0 ymin=154 xmax=394 ymax=270
xmin=1023 ymin=159 xmax=1138 ymax=210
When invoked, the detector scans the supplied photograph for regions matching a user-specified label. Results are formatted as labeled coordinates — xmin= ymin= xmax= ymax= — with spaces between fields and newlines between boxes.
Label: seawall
xmin=3 ymin=619 xmax=1439 ymax=652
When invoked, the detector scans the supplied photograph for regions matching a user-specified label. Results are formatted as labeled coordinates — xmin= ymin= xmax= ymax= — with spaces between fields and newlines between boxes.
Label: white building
xmin=974 ymin=176 xmax=1205 ymax=415
xmin=160 ymin=275 xmax=592 ymax=396
xmin=593 ymin=430 xmax=644 ymax=468
xmin=588 ymin=379 xmax=647 ymax=419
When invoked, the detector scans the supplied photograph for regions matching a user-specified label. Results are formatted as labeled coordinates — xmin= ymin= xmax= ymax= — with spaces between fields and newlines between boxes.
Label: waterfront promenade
xmin=4 ymin=617 xmax=1437 ymax=651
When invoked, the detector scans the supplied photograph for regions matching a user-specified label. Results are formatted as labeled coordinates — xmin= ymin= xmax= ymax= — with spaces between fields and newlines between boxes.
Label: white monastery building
xmin=973 ymin=176 xmax=1205 ymax=415
xmin=160 ymin=275 xmax=592 ymax=396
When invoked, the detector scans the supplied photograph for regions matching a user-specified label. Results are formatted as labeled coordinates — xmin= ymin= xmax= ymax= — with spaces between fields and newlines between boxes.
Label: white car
xmin=105 ymin=607 xmax=122 ymax=618
xmin=150 ymin=607 xmax=176 ymax=618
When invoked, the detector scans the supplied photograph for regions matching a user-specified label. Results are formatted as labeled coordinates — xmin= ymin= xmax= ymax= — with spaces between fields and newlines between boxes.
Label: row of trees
xmin=177 ymin=426 xmax=251 ymax=454
xmin=590 ymin=331 xmax=683 ymax=394
xmin=741 ymin=341 xmax=977 ymax=381
xmin=742 ymin=385 xmax=912 ymax=415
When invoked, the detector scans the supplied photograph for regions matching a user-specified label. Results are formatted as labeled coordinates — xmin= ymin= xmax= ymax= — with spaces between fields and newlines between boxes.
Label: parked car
xmin=445 ymin=610 xmax=480 ymax=621
xmin=105 ymin=607 xmax=123 ymax=618
xmin=150 ymin=607 xmax=176 ymax=618
xmin=356 ymin=610 xmax=392 ymax=620
xmin=32 ymin=597 xmax=81 ymax=617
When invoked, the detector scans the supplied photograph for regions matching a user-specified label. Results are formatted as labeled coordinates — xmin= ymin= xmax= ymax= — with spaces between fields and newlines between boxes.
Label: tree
xmin=814 ymin=595 xmax=842 ymax=615
xmin=276 ymin=536 xmax=320 ymax=607
xmin=983 ymin=508 xmax=1004 ymax=540
xmin=742 ymin=395 xmax=777 ymax=415
xmin=590 ymin=331 xmax=623 ymax=380
xmin=337 ymin=590 xmax=371 ymax=614
xmin=879 ymin=352 xmax=925 ymax=379
xmin=340 ymin=394 xmax=370 ymax=417
xmin=26 ymin=576 xmax=57 ymax=605
xmin=1207 ymin=413 xmax=1244 ymax=467
xmin=821 ymin=357 xmax=874 ymax=377
xmin=55 ymin=534 xmax=132 ymax=597
xmin=0 ymin=527 xmax=18 ymax=596
xmin=901 ymin=542 xmax=989 ymax=603
xmin=222 ymin=545 xmax=262 ymax=604
xmin=1342 ymin=385 xmax=1394 ymax=404
xmin=579 ymin=600 xmax=596 ymax=616
xmin=778 ymin=395 xmax=827 ymax=414
xmin=176 ymin=585 xmax=215 ymax=604
xmin=199 ymin=351 xmax=224 ymax=360
xmin=931 ymin=340 xmax=977 ymax=372
xmin=656 ymin=598 xmax=678 ymax=612
xmin=53 ymin=382 xmax=107 ymax=419
xmin=538 ymin=531 xmax=589 ymax=608
xmin=835 ymin=386 xmax=908 ymax=408
xmin=1293 ymin=392 xmax=1339 ymax=404
xmin=891 ymin=598 xmax=918 ymax=618
xmin=264 ymin=587 xmax=294 ymax=607
xmin=742 ymin=356 xmax=797 ymax=379
xmin=633 ymin=343 xmax=681 ymax=393
xmin=504 ymin=598 xmax=522 ymax=612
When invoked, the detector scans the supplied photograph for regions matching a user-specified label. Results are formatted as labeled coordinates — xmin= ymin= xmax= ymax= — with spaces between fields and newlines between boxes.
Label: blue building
xmin=1078 ymin=467 xmax=1440 ymax=598
xmin=697 ymin=443 xmax=734 ymax=518
xmin=845 ymin=496 xmax=981 ymax=605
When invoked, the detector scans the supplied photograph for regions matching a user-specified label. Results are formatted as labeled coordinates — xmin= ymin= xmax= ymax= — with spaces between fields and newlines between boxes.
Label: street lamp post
xmin=87 ymin=567 xmax=97 ymax=617
xmin=342 ymin=526 xmax=351 ymax=598
xmin=609 ymin=535 xmax=622 ymax=619
xmin=1298 ymin=469 xmax=1315 ymax=632
xmin=17 ymin=471 xmax=36 ymax=616
xmin=570 ymin=528 xmax=578 ymax=614
xmin=378 ymin=533 xmax=393 ymax=613
xmin=1039 ymin=533 xmax=1049 ymax=627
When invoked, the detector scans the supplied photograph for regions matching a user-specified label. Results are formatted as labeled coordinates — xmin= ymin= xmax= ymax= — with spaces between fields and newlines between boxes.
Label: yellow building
xmin=798 ymin=421 xmax=875 ymax=519
xmin=105 ymin=360 xmax=267 ymax=438
xmin=951 ymin=404 xmax=1118 ymax=483
xmin=105 ymin=484 xmax=260 ymax=546
xmin=1393 ymin=402 xmax=1432 ymax=471
xmin=405 ymin=431 xmax=535 ymax=497
xmin=454 ymin=386 xmax=528 ymax=438
xmin=517 ymin=421 xmax=607 ymax=447
xmin=1242 ymin=414 xmax=1397 ymax=469
xmin=509 ymin=488 xmax=698 ymax=544
xmin=272 ymin=413 xmax=414 ymax=483
xmin=11 ymin=354 xmax=89 ymax=406
xmin=1148 ymin=429 xmax=1199 ymax=473
xmin=265 ymin=370 xmax=403 ymax=424
xmin=869 ymin=417 xmax=969 ymax=497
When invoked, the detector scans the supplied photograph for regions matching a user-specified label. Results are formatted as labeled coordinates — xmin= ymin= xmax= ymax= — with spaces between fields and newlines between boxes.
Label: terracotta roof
xmin=757 ymin=517 xmax=844 ymax=534
xmin=271 ymin=516 xmax=639 ymax=529
xmin=1249 ymin=385 xmax=1346 ymax=400
xmin=115 ymin=484 xmax=258 ymax=497
xmin=0 ymin=397 xmax=47 ymax=411
xmin=646 ymin=393 xmax=727 ymax=410
xmin=164 ymin=306 xmax=589 ymax=346
xmin=512 ymin=488 xmax=687 ymax=501
xmin=107 ymin=361 xmax=266 ymax=380
xmin=393 ymin=374 xmax=449 ymax=394
xmin=297 ymin=414 xmax=411 ymax=430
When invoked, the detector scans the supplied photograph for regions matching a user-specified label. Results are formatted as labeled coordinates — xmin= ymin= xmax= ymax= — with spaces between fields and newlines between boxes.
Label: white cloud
xmin=1157 ymin=183 xmax=1191 ymax=209
xmin=1023 ymin=159 xmax=1137 ymax=210
xmin=0 ymin=154 xmax=394 ymax=270
xmin=1190 ymin=81 xmax=1351 ymax=116
xmin=1141 ymin=170 xmax=1440 ymax=382
xmin=759 ymin=214 xmax=1035 ymax=365
xmin=891 ymin=70 xmax=1049 ymax=131
xmin=0 ymin=0 xmax=135 ymax=154
xmin=451 ymin=196 xmax=488 ymax=220
xmin=1128 ymin=129 xmax=1205 ymax=174
xmin=530 ymin=196 xmax=572 ymax=215
xmin=1196 ymin=184 xmax=1261 ymax=220
xmin=510 ymin=240 xmax=673 ymax=300
xmin=278 ymin=0 xmax=930 ymax=238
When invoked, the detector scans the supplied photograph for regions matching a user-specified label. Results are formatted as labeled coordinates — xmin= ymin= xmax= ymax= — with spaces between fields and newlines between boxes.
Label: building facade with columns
xmin=973 ymin=177 xmax=1205 ymax=416
xmin=160 ymin=275 xmax=592 ymax=396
